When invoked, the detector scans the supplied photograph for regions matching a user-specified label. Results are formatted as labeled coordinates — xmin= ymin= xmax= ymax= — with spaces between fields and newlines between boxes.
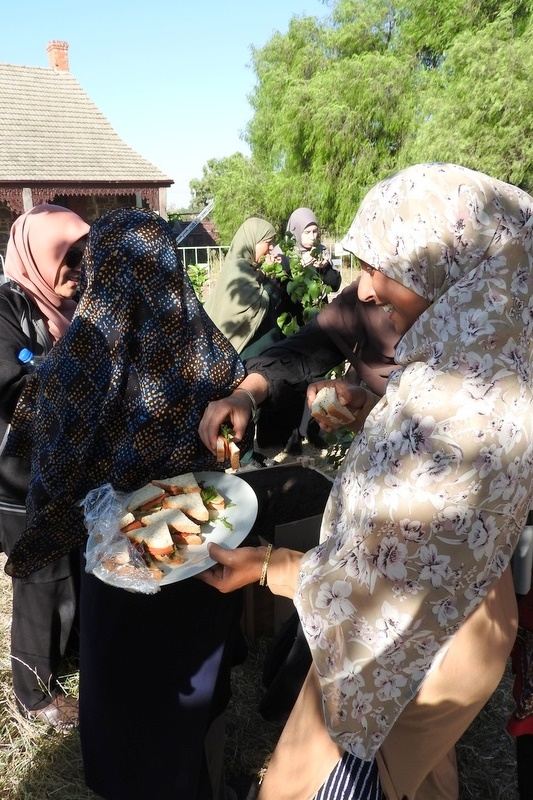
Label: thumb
xmin=207 ymin=542 xmax=232 ymax=564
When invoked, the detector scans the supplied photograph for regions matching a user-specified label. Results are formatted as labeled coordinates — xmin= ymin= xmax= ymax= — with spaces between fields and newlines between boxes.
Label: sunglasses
xmin=65 ymin=248 xmax=84 ymax=269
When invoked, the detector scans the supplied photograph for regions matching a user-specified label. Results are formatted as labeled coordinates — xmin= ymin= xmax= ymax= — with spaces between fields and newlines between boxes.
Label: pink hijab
xmin=4 ymin=204 xmax=90 ymax=341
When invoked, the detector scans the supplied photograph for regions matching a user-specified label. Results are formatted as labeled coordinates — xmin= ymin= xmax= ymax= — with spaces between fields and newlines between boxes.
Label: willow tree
xmin=191 ymin=0 xmax=533 ymax=238
xmin=397 ymin=10 xmax=533 ymax=189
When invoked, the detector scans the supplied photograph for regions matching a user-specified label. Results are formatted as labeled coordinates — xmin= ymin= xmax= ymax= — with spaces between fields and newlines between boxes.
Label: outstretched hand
xmin=307 ymin=379 xmax=369 ymax=431
xmin=197 ymin=542 xmax=267 ymax=593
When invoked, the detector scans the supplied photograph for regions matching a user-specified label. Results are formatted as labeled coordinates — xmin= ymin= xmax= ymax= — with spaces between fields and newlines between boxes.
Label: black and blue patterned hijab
xmin=6 ymin=207 xmax=247 ymax=577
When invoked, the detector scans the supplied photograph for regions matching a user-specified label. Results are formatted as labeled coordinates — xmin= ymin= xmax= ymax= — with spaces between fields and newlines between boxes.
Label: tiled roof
xmin=0 ymin=64 xmax=172 ymax=184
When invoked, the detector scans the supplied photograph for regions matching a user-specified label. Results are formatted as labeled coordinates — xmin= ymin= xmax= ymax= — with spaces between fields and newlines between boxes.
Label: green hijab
xmin=205 ymin=217 xmax=276 ymax=354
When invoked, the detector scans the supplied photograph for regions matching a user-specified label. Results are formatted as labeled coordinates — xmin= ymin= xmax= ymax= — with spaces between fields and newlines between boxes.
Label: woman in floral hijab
xmin=199 ymin=163 xmax=533 ymax=799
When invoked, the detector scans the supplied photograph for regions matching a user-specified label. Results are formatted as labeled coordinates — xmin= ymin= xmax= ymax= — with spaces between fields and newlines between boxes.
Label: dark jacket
xmin=245 ymin=279 xmax=399 ymax=447
xmin=0 ymin=281 xmax=52 ymax=509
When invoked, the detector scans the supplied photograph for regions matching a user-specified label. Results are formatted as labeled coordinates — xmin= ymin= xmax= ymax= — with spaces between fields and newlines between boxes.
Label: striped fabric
xmin=313 ymin=752 xmax=384 ymax=800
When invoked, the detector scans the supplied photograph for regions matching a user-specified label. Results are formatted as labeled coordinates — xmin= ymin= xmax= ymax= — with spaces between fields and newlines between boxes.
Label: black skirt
xmin=79 ymin=562 xmax=242 ymax=800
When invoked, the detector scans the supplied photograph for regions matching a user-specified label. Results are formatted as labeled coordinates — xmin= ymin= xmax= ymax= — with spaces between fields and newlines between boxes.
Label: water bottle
xmin=512 ymin=509 xmax=533 ymax=595
xmin=17 ymin=348 xmax=46 ymax=369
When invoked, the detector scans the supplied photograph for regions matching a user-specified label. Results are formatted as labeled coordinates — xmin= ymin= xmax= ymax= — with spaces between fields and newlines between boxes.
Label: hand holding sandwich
xmin=308 ymin=380 xmax=379 ymax=432
xmin=198 ymin=375 xmax=268 ymax=456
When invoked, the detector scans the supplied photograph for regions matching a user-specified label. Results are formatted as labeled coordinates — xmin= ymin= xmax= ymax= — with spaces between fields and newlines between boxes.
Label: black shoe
xmin=284 ymin=429 xmax=302 ymax=455
xmin=307 ymin=431 xmax=327 ymax=449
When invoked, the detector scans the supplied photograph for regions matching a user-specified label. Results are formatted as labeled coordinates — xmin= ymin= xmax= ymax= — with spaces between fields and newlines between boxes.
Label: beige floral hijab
xmin=295 ymin=163 xmax=533 ymax=759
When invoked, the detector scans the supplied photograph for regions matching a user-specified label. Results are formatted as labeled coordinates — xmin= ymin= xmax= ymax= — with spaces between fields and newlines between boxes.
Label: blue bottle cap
xmin=18 ymin=348 xmax=34 ymax=363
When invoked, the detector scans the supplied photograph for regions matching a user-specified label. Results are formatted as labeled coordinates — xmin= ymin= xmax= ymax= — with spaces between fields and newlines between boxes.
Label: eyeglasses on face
xmin=65 ymin=248 xmax=84 ymax=269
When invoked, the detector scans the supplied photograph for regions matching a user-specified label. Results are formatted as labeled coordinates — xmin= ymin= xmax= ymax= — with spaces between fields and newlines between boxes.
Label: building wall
xmin=0 ymin=193 xmax=143 ymax=264
xmin=0 ymin=203 xmax=16 ymax=259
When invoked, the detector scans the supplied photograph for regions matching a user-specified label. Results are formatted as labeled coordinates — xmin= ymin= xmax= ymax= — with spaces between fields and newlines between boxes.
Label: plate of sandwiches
xmin=92 ymin=471 xmax=258 ymax=587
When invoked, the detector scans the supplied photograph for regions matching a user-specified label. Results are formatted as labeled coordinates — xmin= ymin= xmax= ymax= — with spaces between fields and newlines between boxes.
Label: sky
xmin=2 ymin=0 xmax=329 ymax=209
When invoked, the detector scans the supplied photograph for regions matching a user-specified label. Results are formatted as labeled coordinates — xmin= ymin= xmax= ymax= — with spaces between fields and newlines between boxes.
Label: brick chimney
xmin=46 ymin=41 xmax=69 ymax=71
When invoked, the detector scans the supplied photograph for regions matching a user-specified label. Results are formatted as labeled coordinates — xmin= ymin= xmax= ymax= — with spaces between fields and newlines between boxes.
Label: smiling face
xmin=53 ymin=237 xmax=87 ymax=298
xmin=357 ymin=262 xmax=431 ymax=336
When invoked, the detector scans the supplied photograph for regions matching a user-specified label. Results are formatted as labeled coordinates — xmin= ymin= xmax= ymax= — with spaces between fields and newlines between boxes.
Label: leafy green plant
xmin=261 ymin=233 xmax=331 ymax=335
xmin=187 ymin=264 xmax=208 ymax=302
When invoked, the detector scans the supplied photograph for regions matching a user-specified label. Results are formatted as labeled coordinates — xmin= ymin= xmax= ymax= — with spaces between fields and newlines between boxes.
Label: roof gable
xmin=0 ymin=63 xmax=172 ymax=185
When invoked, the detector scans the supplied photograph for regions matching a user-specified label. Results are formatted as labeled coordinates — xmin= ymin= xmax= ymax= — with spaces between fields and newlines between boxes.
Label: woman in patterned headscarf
xmin=5 ymin=207 xmax=251 ymax=800
xmin=198 ymin=163 xmax=533 ymax=799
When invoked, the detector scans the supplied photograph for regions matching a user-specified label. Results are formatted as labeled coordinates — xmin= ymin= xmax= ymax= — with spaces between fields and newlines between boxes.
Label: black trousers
xmin=0 ymin=508 xmax=79 ymax=711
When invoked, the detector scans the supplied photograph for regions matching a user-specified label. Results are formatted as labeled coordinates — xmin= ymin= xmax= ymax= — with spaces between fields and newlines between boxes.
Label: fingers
xmin=306 ymin=379 xmax=337 ymax=407
xmin=200 ymin=543 xmax=266 ymax=593
xmin=198 ymin=393 xmax=253 ymax=455
xmin=198 ymin=400 xmax=229 ymax=453
xmin=207 ymin=541 xmax=232 ymax=564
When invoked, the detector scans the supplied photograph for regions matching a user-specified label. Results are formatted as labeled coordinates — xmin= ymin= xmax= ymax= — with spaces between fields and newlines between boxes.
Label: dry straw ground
xmin=0 ymin=444 xmax=522 ymax=799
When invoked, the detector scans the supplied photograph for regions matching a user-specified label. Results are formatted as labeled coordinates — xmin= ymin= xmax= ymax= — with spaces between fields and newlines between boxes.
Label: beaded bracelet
xmin=259 ymin=543 xmax=274 ymax=587
xmin=234 ymin=386 xmax=259 ymax=423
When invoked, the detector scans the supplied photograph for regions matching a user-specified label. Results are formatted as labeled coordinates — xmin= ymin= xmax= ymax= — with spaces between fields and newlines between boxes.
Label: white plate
xmin=90 ymin=471 xmax=258 ymax=588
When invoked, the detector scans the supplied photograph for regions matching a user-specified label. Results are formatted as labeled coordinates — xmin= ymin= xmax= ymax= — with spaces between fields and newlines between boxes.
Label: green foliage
xmin=189 ymin=153 xmax=284 ymax=242
xmin=261 ymin=233 xmax=332 ymax=335
xmin=187 ymin=0 xmax=533 ymax=241
xmin=186 ymin=264 xmax=208 ymax=302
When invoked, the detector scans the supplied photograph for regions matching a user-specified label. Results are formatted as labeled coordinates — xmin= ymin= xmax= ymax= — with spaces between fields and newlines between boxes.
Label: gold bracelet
xmin=259 ymin=543 xmax=274 ymax=586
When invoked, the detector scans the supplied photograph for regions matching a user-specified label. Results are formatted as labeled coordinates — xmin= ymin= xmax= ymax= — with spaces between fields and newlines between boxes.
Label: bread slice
xmin=140 ymin=507 xmax=201 ymax=535
xmin=125 ymin=483 xmax=167 ymax=513
xmin=311 ymin=386 xmax=355 ymax=426
xmin=136 ymin=519 xmax=175 ymax=556
xmin=163 ymin=492 xmax=209 ymax=523
xmin=216 ymin=436 xmax=226 ymax=463
xmin=228 ymin=440 xmax=240 ymax=470
xmin=120 ymin=511 xmax=136 ymax=530
xmin=151 ymin=473 xmax=200 ymax=495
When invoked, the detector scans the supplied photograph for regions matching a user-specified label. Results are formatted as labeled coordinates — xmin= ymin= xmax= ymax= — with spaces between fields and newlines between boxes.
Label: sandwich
xmin=140 ymin=507 xmax=202 ymax=537
xmin=310 ymin=385 xmax=355 ymax=427
xmin=125 ymin=483 xmax=167 ymax=513
xmin=216 ymin=424 xmax=240 ymax=470
xmin=163 ymin=491 xmax=210 ymax=523
xmin=101 ymin=535 xmax=165 ymax=580
xmin=200 ymin=484 xmax=226 ymax=519
xmin=136 ymin=518 xmax=175 ymax=556
xmin=152 ymin=473 xmax=200 ymax=495
xmin=134 ymin=507 xmax=203 ymax=553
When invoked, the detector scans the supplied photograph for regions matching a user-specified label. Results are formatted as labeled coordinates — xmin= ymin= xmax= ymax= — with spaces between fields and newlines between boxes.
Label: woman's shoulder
xmin=0 ymin=281 xmax=39 ymax=329
xmin=0 ymin=280 xmax=32 ymax=307
xmin=0 ymin=280 xmax=22 ymax=310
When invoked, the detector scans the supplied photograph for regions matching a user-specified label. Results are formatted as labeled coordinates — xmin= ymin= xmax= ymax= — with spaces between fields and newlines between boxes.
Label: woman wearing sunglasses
xmin=0 ymin=203 xmax=89 ymax=730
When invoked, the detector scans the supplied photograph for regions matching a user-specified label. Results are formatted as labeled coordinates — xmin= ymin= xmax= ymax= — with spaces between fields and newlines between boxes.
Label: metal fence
xmin=178 ymin=243 xmax=357 ymax=287
xmin=177 ymin=246 xmax=228 ymax=280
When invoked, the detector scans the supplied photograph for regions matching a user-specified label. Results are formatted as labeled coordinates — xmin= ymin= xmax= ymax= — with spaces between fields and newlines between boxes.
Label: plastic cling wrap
xmin=83 ymin=483 xmax=161 ymax=594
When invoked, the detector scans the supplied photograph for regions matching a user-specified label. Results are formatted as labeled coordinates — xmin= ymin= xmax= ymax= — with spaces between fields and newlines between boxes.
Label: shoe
xmin=25 ymin=694 xmax=79 ymax=731
xmin=284 ymin=429 xmax=302 ymax=455
xmin=307 ymin=431 xmax=327 ymax=449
